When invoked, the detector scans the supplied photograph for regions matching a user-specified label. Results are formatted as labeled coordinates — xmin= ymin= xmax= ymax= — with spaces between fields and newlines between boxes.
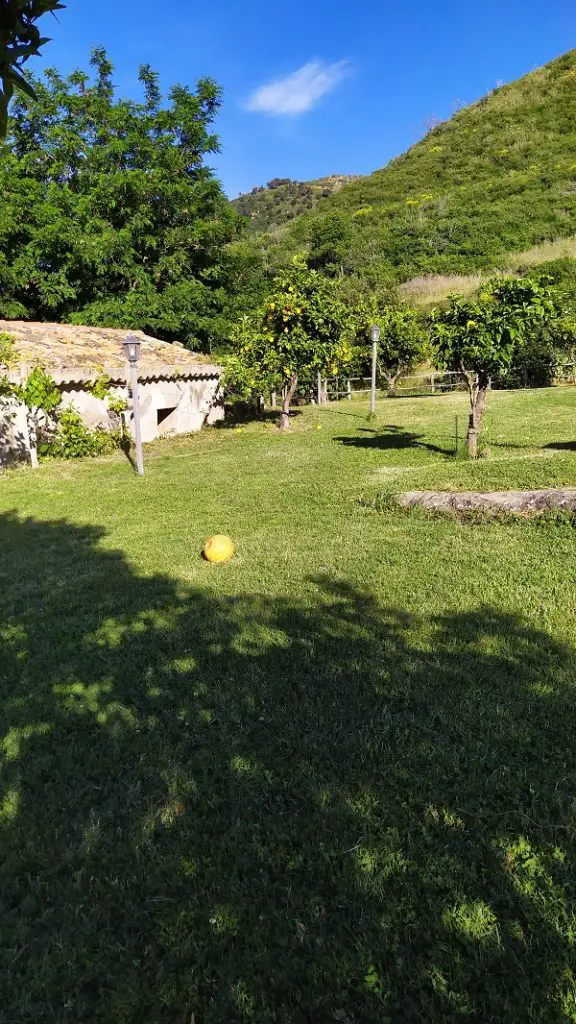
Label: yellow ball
xmin=203 ymin=534 xmax=235 ymax=563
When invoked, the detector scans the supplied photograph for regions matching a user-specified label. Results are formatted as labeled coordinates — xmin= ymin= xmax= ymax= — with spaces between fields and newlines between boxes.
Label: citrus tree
xmin=0 ymin=333 xmax=61 ymax=467
xmin=377 ymin=307 xmax=429 ymax=395
xmin=19 ymin=365 xmax=61 ymax=467
xmin=229 ymin=260 xmax=353 ymax=428
xmin=431 ymin=278 xmax=557 ymax=457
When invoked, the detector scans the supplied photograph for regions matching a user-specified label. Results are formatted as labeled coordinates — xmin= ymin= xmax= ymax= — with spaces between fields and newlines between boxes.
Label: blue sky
xmin=39 ymin=0 xmax=574 ymax=197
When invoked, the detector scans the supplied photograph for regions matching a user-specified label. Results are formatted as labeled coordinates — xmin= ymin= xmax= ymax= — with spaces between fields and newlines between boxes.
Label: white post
xmin=271 ymin=391 xmax=277 ymax=408
xmin=129 ymin=360 xmax=144 ymax=476
xmin=370 ymin=341 xmax=378 ymax=415
xmin=28 ymin=415 xmax=39 ymax=469
xmin=317 ymin=372 xmax=322 ymax=406
xmin=347 ymin=379 xmax=352 ymax=401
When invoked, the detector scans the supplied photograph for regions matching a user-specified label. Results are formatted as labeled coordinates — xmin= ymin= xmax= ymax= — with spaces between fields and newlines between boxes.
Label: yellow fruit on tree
xmin=203 ymin=535 xmax=235 ymax=563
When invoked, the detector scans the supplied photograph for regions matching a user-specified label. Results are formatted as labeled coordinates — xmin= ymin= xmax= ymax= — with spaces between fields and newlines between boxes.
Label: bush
xmin=40 ymin=407 xmax=129 ymax=460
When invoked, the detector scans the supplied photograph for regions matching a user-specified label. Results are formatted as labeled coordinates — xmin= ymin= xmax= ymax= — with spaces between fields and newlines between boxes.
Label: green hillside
xmin=231 ymin=174 xmax=360 ymax=233
xmin=261 ymin=50 xmax=576 ymax=282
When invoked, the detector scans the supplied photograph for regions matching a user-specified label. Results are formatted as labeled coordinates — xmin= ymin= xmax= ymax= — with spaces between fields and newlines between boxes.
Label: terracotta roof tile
xmin=0 ymin=321 xmax=220 ymax=380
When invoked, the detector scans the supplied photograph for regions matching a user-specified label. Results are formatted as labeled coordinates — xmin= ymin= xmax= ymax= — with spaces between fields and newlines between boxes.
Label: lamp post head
xmin=370 ymin=324 xmax=381 ymax=344
xmin=123 ymin=334 xmax=141 ymax=364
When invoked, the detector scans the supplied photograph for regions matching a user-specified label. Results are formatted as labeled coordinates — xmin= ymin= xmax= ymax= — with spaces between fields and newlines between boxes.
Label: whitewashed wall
xmin=0 ymin=396 xmax=30 ymax=467
xmin=0 ymin=373 xmax=223 ymax=465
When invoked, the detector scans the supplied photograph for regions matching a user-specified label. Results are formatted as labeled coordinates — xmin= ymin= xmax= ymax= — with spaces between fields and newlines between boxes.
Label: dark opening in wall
xmin=157 ymin=407 xmax=177 ymax=426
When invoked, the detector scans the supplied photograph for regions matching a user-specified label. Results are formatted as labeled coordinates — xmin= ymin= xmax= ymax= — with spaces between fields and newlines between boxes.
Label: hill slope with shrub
xmin=259 ymin=50 xmax=576 ymax=282
xmin=231 ymin=175 xmax=360 ymax=233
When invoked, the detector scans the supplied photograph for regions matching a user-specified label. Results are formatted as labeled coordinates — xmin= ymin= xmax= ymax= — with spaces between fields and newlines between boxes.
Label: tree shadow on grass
xmin=488 ymin=440 xmax=576 ymax=454
xmin=335 ymin=424 xmax=453 ymax=456
xmin=489 ymin=440 xmax=550 ymax=452
xmin=544 ymin=440 xmax=576 ymax=452
xmin=1 ymin=512 xmax=576 ymax=1023
xmin=216 ymin=408 xmax=304 ymax=429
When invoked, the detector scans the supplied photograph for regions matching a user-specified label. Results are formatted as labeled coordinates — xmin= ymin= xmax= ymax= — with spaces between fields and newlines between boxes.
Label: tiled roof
xmin=0 ymin=321 xmax=221 ymax=381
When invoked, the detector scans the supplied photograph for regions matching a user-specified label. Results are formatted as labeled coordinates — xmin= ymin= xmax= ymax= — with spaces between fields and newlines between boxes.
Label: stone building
xmin=0 ymin=321 xmax=223 ymax=463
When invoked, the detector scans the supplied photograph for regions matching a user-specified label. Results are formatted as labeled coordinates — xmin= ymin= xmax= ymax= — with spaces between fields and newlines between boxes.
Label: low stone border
xmin=397 ymin=488 xmax=576 ymax=514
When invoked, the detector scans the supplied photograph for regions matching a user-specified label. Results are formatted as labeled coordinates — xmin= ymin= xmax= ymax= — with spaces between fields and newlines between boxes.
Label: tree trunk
xmin=387 ymin=372 xmax=401 ymax=398
xmin=279 ymin=373 xmax=298 ymax=430
xmin=475 ymin=382 xmax=488 ymax=424
xmin=465 ymin=373 xmax=489 ymax=459
xmin=466 ymin=413 xmax=478 ymax=459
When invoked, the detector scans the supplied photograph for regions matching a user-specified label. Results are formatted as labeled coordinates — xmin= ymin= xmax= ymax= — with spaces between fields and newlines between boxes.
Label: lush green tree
xmin=229 ymin=260 xmax=353 ymax=428
xmin=327 ymin=279 xmax=423 ymax=386
xmin=0 ymin=0 xmax=64 ymax=135
xmin=431 ymin=278 xmax=557 ymax=457
xmin=0 ymin=332 xmax=61 ymax=466
xmin=307 ymin=213 xmax=353 ymax=277
xmin=375 ymin=307 xmax=429 ymax=395
xmin=0 ymin=49 xmax=262 ymax=350
xmin=19 ymin=363 xmax=61 ymax=467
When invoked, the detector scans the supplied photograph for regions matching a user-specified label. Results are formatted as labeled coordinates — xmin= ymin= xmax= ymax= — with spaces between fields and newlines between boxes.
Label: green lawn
xmin=2 ymin=388 xmax=576 ymax=1023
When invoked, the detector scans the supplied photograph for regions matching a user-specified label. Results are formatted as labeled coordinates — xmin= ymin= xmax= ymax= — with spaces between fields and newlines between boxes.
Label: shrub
xmin=40 ymin=406 xmax=128 ymax=460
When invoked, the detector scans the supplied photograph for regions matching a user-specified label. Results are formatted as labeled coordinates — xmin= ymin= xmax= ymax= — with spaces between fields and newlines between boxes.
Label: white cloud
xmin=243 ymin=60 xmax=351 ymax=117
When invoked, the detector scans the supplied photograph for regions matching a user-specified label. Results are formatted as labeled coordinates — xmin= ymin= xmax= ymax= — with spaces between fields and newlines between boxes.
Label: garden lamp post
xmin=370 ymin=323 xmax=380 ymax=415
xmin=123 ymin=334 xmax=144 ymax=476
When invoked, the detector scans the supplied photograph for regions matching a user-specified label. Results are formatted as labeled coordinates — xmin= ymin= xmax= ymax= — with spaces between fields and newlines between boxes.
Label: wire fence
xmin=554 ymin=363 xmax=576 ymax=386
xmin=322 ymin=371 xmax=464 ymax=401
xmin=267 ymin=365 xmax=576 ymax=409
xmin=269 ymin=373 xmax=472 ymax=406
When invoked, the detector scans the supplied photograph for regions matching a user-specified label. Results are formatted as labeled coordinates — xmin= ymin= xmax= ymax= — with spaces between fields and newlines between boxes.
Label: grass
xmin=398 ymin=235 xmax=576 ymax=308
xmin=2 ymin=389 xmax=576 ymax=1023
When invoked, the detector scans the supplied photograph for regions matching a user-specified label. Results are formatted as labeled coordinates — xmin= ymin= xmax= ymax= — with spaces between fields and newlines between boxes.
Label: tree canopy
xmin=376 ymin=307 xmax=429 ymax=394
xmin=0 ymin=49 xmax=262 ymax=350
xmin=226 ymin=260 xmax=353 ymax=427
xmin=432 ymin=277 xmax=558 ymax=456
